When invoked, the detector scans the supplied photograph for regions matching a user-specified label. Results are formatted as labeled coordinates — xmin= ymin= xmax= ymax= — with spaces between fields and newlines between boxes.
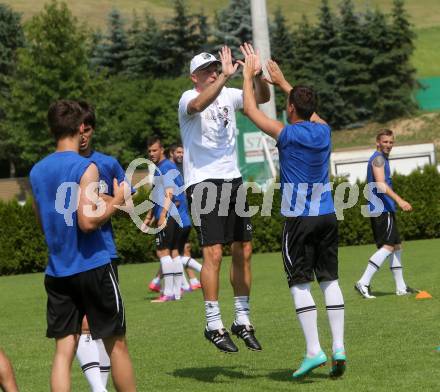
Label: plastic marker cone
xmin=415 ymin=291 xmax=432 ymax=299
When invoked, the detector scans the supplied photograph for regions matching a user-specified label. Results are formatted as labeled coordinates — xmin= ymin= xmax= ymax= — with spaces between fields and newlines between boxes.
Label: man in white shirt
xmin=178 ymin=44 xmax=270 ymax=353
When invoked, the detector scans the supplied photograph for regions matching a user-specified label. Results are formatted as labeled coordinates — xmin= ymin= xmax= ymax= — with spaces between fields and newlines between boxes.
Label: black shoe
xmin=204 ymin=327 xmax=238 ymax=353
xmin=231 ymin=322 xmax=262 ymax=351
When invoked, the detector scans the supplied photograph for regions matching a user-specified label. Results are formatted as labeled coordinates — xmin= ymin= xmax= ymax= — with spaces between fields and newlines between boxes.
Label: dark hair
xmin=147 ymin=136 xmax=162 ymax=148
xmin=288 ymin=85 xmax=317 ymax=120
xmin=168 ymin=142 xmax=183 ymax=154
xmin=47 ymin=100 xmax=85 ymax=141
xmin=77 ymin=100 xmax=96 ymax=129
xmin=376 ymin=129 xmax=393 ymax=141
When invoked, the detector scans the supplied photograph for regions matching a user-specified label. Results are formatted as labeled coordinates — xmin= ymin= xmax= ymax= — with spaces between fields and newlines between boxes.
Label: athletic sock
xmin=76 ymin=334 xmax=107 ymax=392
xmin=290 ymin=283 xmax=321 ymax=357
xmin=359 ymin=247 xmax=392 ymax=285
xmin=160 ymin=256 xmax=174 ymax=297
xmin=172 ymin=256 xmax=184 ymax=299
xmin=190 ymin=277 xmax=200 ymax=286
xmin=234 ymin=296 xmax=251 ymax=325
xmin=320 ymin=280 xmax=345 ymax=353
xmin=205 ymin=301 xmax=224 ymax=331
xmin=180 ymin=264 xmax=191 ymax=291
xmin=390 ymin=250 xmax=407 ymax=292
xmin=181 ymin=256 xmax=202 ymax=272
xmin=95 ymin=339 xmax=111 ymax=388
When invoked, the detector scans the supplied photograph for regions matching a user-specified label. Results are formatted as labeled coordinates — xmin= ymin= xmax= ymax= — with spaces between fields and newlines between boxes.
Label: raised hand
xmin=243 ymin=54 xmax=256 ymax=80
xmin=265 ymin=60 xmax=286 ymax=86
xmin=239 ymin=42 xmax=262 ymax=76
xmin=219 ymin=45 xmax=239 ymax=78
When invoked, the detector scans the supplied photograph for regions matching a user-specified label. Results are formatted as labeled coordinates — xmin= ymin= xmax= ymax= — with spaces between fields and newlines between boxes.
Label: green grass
xmin=3 ymin=0 xmax=440 ymax=77
xmin=1 ymin=238 xmax=439 ymax=391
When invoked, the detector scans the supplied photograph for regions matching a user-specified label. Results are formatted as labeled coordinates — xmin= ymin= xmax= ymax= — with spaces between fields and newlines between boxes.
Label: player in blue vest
xmin=241 ymin=53 xmax=346 ymax=379
xmin=75 ymin=101 xmax=135 ymax=391
xmin=355 ymin=129 xmax=415 ymax=298
xmin=30 ymin=100 xmax=136 ymax=391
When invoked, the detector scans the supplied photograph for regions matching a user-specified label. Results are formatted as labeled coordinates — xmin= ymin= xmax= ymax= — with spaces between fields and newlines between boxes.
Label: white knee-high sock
xmin=320 ymin=280 xmax=345 ymax=353
xmin=181 ymin=256 xmax=202 ymax=272
xmin=172 ymin=256 xmax=183 ymax=299
xmin=76 ymin=334 xmax=108 ymax=392
xmin=205 ymin=301 xmax=224 ymax=331
xmin=95 ymin=339 xmax=111 ymax=388
xmin=290 ymin=283 xmax=321 ymax=357
xmin=390 ymin=250 xmax=407 ymax=291
xmin=359 ymin=247 xmax=393 ymax=285
xmin=180 ymin=264 xmax=191 ymax=290
xmin=234 ymin=296 xmax=251 ymax=325
xmin=160 ymin=256 xmax=174 ymax=297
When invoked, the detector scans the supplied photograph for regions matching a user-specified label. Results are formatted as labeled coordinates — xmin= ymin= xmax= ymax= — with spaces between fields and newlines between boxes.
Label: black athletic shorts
xmin=176 ymin=226 xmax=191 ymax=254
xmin=370 ymin=211 xmax=401 ymax=248
xmin=186 ymin=177 xmax=252 ymax=246
xmin=111 ymin=257 xmax=119 ymax=282
xmin=281 ymin=213 xmax=339 ymax=287
xmin=44 ymin=263 xmax=126 ymax=340
xmin=155 ymin=216 xmax=179 ymax=251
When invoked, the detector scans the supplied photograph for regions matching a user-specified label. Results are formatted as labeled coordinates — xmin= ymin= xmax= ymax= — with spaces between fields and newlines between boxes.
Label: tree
xmin=0 ymin=4 xmax=24 ymax=176
xmin=5 ymin=0 xmax=91 ymax=169
xmin=95 ymin=8 xmax=129 ymax=75
xmin=212 ymin=0 xmax=252 ymax=58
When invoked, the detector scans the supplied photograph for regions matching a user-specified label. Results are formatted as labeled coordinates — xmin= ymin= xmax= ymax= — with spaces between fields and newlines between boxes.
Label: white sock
xmin=205 ymin=301 xmax=224 ymax=330
xmin=151 ymin=276 xmax=160 ymax=285
xmin=234 ymin=296 xmax=251 ymax=325
xmin=180 ymin=268 xmax=191 ymax=291
xmin=320 ymin=280 xmax=345 ymax=353
xmin=190 ymin=277 xmax=200 ymax=285
xmin=181 ymin=256 xmax=202 ymax=272
xmin=160 ymin=256 xmax=174 ymax=297
xmin=290 ymin=283 xmax=321 ymax=357
xmin=390 ymin=250 xmax=407 ymax=291
xmin=76 ymin=334 xmax=108 ymax=392
xmin=172 ymin=256 xmax=184 ymax=300
xmin=95 ymin=339 xmax=111 ymax=388
xmin=359 ymin=247 xmax=393 ymax=285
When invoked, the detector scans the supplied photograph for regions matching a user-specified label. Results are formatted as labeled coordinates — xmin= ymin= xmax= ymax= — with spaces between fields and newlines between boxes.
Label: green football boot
xmin=292 ymin=350 xmax=327 ymax=379
xmin=329 ymin=349 xmax=346 ymax=378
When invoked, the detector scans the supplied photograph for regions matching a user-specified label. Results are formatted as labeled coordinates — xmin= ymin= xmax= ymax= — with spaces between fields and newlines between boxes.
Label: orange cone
xmin=415 ymin=291 xmax=432 ymax=299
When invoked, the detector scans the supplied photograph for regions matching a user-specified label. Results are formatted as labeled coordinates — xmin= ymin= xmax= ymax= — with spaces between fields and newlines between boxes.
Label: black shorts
xmin=186 ymin=177 xmax=252 ymax=246
xmin=155 ymin=217 xmax=179 ymax=251
xmin=44 ymin=263 xmax=126 ymax=340
xmin=282 ymin=213 xmax=339 ymax=287
xmin=175 ymin=226 xmax=191 ymax=254
xmin=370 ymin=211 xmax=401 ymax=248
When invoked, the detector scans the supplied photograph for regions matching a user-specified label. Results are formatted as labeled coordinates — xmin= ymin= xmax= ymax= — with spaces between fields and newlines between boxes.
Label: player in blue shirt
xmin=142 ymin=137 xmax=186 ymax=302
xmin=355 ymin=129 xmax=415 ymax=298
xmin=241 ymin=54 xmax=346 ymax=378
xmin=30 ymin=100 xmax=136 ymax=391
xmin=74 ymin=101 xmax=135 ymax=391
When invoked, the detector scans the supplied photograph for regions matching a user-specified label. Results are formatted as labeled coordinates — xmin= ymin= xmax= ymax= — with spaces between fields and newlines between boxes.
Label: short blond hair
xmin=376 ymin=129 xmax=393 ymax=142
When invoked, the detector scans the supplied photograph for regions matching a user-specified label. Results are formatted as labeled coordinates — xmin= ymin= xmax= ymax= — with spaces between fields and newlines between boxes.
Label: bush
xmin=1 ymin=166 xmax=439 ymax=275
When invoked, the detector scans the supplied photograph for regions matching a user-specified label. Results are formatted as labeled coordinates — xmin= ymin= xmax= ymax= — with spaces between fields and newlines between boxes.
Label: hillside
xmin=5 ymin=0 xmax=440 ymax=77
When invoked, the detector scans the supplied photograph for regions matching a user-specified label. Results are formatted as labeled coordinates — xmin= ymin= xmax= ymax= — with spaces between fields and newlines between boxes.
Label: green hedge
xmin=1 ymin=166 xmax=439 ymax=275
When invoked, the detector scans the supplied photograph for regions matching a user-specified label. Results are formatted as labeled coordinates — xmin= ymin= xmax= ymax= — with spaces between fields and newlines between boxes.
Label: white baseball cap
xmin=190 ymin=52 xmax=221 ymax=74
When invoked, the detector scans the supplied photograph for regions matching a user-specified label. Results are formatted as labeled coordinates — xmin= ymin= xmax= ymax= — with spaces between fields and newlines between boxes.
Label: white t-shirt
xmin=178 ymin=87 xmax=243 ymax=187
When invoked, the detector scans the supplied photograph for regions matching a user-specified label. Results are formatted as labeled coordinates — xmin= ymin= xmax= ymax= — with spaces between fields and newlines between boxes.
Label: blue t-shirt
xmin=276 ymin=121 xmax=335 ymax=217
xmin=86 ymin=151 xmax=134 ymax=258
xmin=30 ymin=151 xmax=110 ymax=277
xmin=151 ymin=159 xmax=190 ymax=227
xmin=366 ymin=151 xmax=396 ymax=213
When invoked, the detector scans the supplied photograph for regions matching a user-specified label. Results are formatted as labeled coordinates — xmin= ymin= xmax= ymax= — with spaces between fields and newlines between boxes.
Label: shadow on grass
xmin=267 ymin=369 xmax=328 ymax=383
xmin=371 ymin=291 xmax=395 ymax=297
xmin=172 ymin=366 xmax=257 ymax=383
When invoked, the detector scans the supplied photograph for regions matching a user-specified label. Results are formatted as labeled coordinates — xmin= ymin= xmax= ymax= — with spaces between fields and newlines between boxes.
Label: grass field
xmin=4 ymin=0 xmax=440 ymax=78
xmin=0 ymin=238 xmax=439 ymax=391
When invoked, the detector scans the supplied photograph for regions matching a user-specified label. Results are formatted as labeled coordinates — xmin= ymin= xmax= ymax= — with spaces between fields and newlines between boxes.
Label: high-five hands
xmin=243 ymin=53 xmax=256 ymax=80
xmin=219 ymin=45 xmax=239 ymax=78
xmin=239 ymin=42 xmax=262 ymax=76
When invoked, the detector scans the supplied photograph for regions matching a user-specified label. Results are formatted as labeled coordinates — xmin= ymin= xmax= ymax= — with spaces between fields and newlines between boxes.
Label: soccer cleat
xmin=190 ymin=282 xmax=202 ymax=290
xmin=204 ymin=327 xmax=238 ymax=353
xmin=292 ymin=350 xmax=327 ymax=379
xmin=151 ymin=295 xmax=174 ymax=303
xmin=148 ymin=281 xmax=161 ymax=293
xmin=396 ymin=286 xmax=417 ymax=296
xmin=329 ymin=349 xmax=346 ymax=378
xmin=231 ymin=322 xmax=262 ymax=351
xmin=354 ymin=282 xmax=376 ymax=299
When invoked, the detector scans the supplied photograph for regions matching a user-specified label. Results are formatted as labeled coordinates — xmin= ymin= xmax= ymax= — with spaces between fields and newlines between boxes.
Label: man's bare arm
xmin=372 ymin=156 xmax=412 ymax=211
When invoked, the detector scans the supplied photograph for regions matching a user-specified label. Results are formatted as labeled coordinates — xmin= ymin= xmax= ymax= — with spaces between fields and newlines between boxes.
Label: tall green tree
xmin=213 ymin=0 xmax=252 ymax=58
xmin=5 ymin=0 xmax=91 ymax=169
